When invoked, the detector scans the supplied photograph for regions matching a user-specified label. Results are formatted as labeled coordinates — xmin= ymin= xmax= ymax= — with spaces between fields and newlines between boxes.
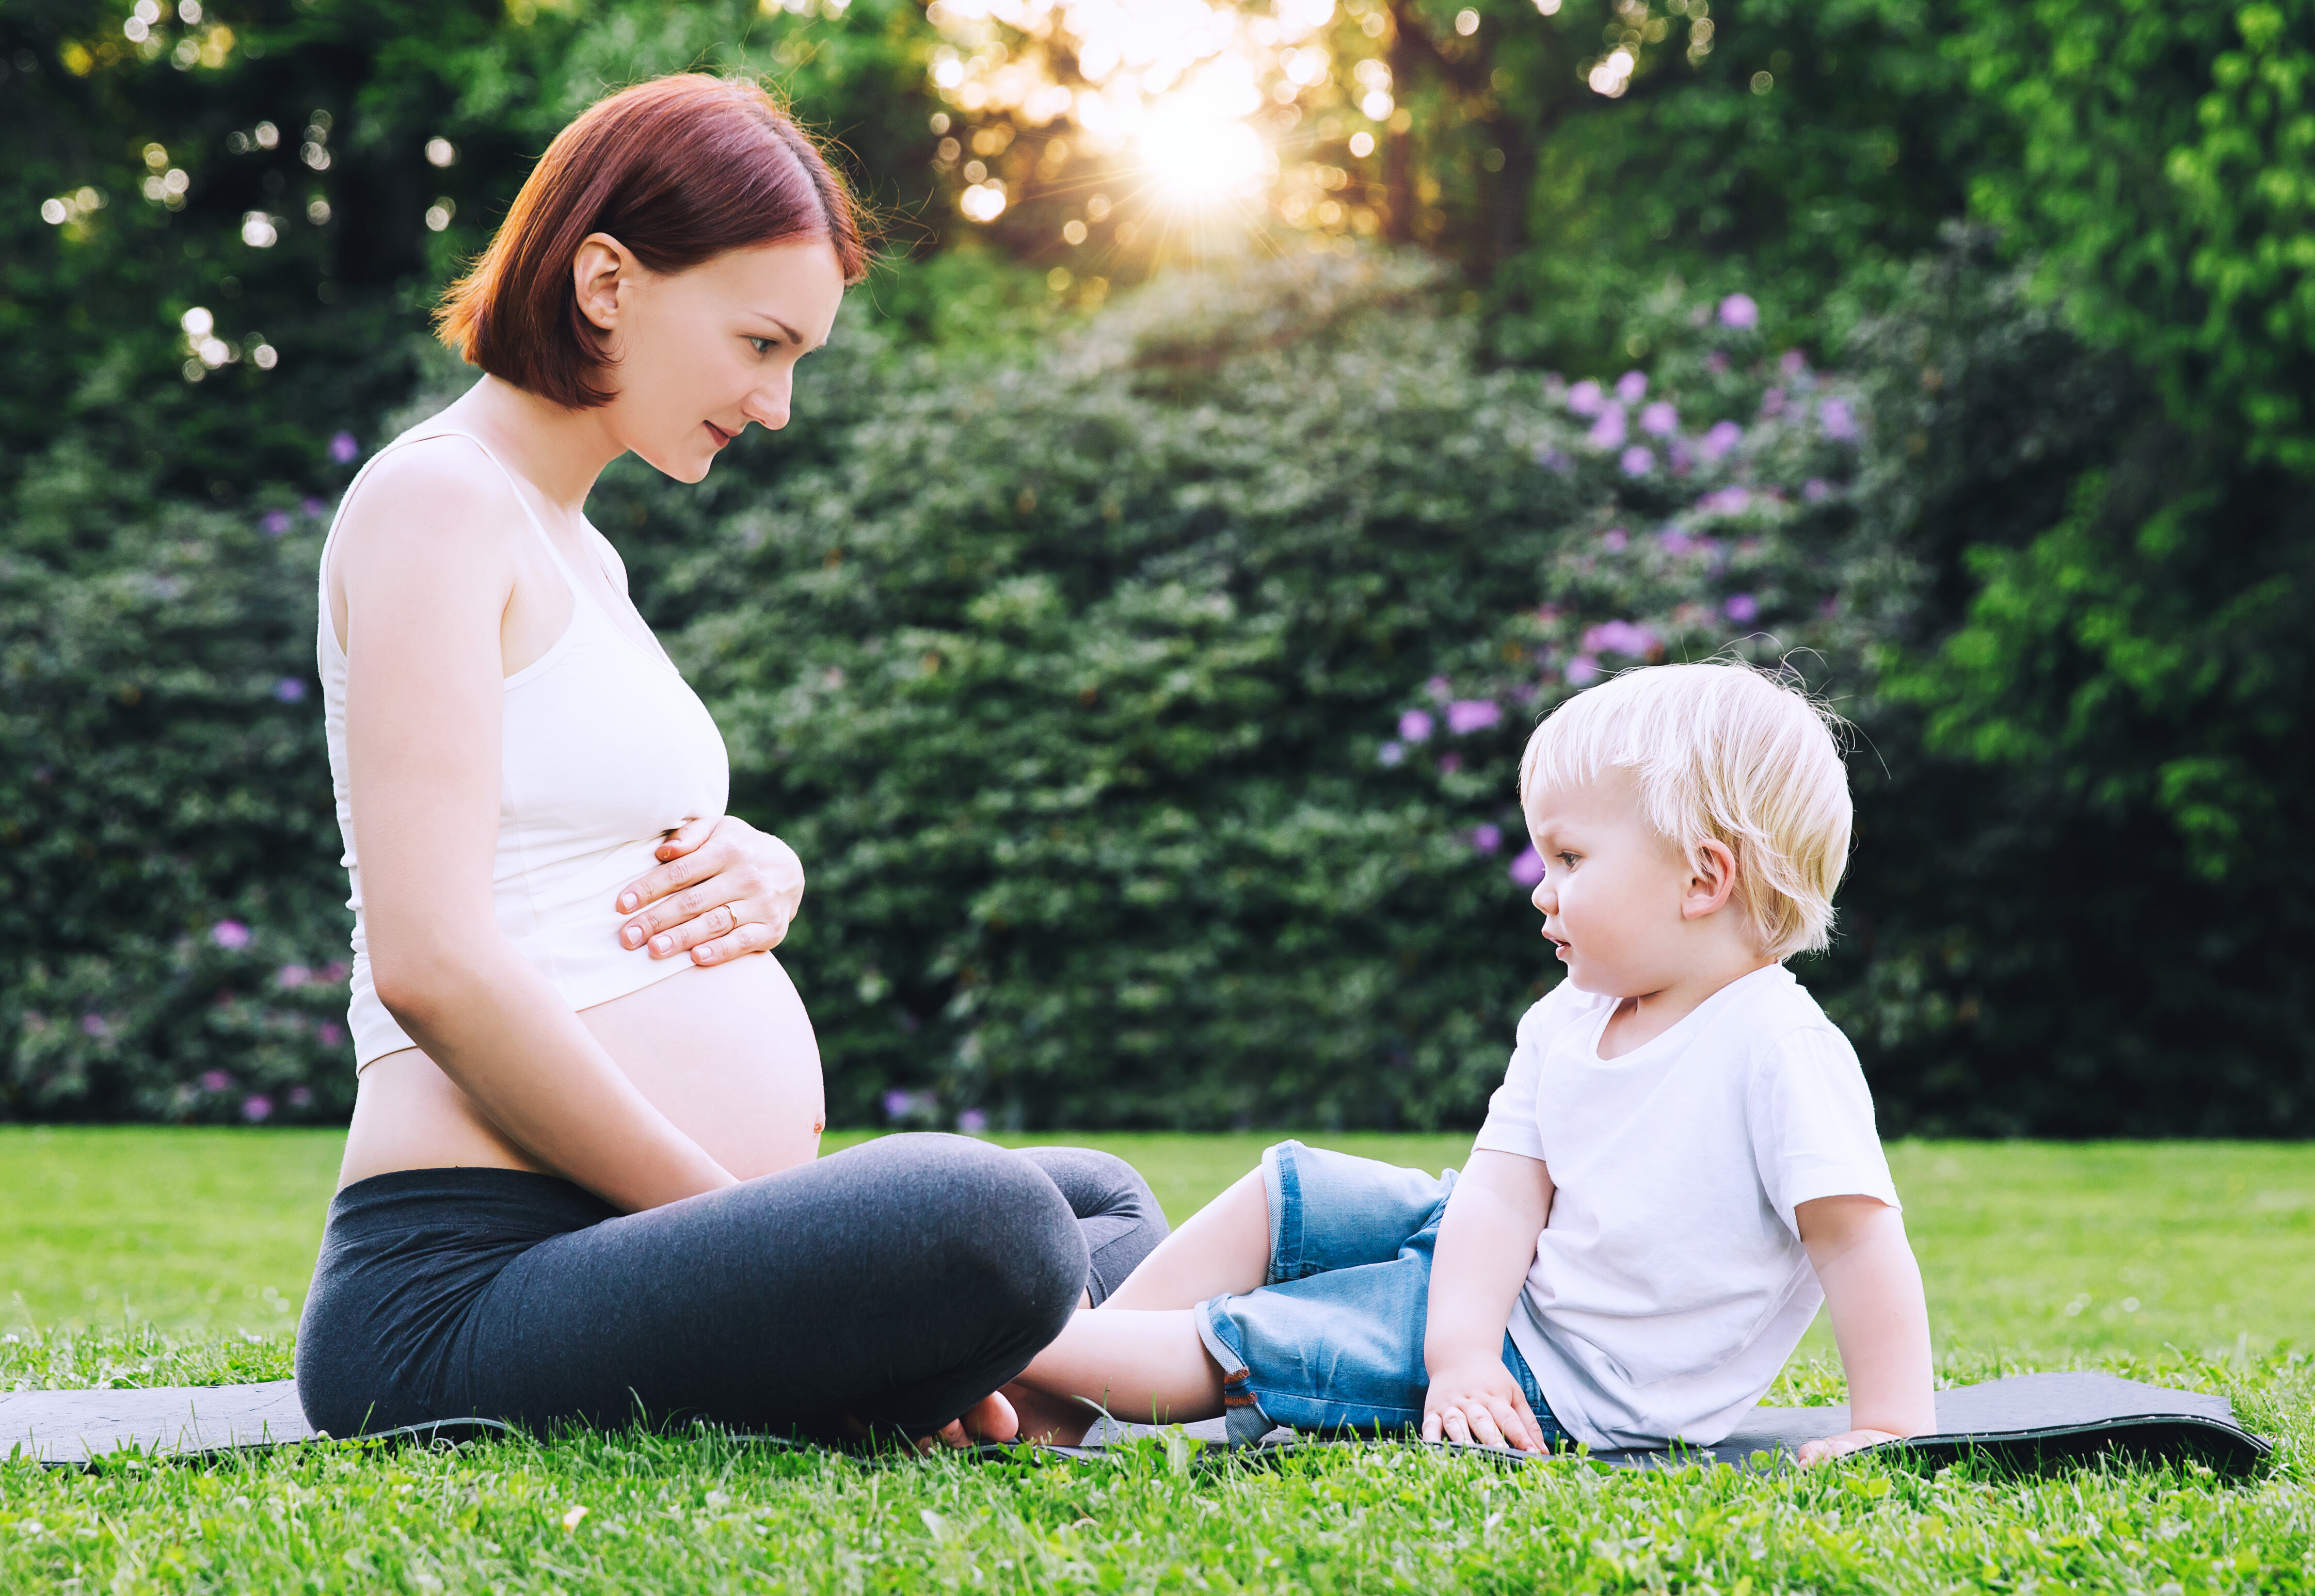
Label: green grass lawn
xmin=4 ymin=1129 xmax=2312 ymax=1592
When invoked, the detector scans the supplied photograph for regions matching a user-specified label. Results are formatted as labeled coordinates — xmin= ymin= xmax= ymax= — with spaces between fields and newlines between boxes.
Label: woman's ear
xmin=571 ymin=232 xmax=633 ymax=333
xmin=1682 ymin=839 xmax=1739 ymax=921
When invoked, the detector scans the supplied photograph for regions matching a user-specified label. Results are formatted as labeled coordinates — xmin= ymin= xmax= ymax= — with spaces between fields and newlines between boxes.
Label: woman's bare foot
xmin=929 ymin=1389 xmax=1020 ymax=1450
xmin=1000 ymin=1380 xmax=1100 ymax=1446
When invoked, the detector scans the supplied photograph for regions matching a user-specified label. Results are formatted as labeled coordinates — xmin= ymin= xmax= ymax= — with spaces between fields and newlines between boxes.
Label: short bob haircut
xmin=435 ymin=74 xmax=868 ymax=410
xmin=1519 ymin=661 xmax=1853 ymax=960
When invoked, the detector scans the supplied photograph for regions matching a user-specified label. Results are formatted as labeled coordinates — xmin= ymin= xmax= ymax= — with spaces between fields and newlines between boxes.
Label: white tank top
xmin=317 ymin=423 xmax=731 ymax=1070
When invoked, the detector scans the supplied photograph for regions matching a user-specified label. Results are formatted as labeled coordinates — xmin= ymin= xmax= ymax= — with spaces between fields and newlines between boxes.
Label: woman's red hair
xmin=436 ymin=74 xmax=868 ymax=410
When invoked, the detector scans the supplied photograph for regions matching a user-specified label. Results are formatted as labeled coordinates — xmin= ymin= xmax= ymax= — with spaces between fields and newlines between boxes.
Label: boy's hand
xmin=1795 ymin=1427 xmax=1903 ymax=1466
xmin=1422 ymin=1358 xmax=1550 ymax=1453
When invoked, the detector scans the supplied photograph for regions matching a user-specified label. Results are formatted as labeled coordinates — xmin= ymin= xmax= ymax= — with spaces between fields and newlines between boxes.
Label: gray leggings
xmin=294 ymin=1135 xmax=1167 ymax=1441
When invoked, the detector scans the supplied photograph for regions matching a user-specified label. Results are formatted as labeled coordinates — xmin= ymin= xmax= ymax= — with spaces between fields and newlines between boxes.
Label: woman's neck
xmin=446 ymin=374 xmax=625 ymax=516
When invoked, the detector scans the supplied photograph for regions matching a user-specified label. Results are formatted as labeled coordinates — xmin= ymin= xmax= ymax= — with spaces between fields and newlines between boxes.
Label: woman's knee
xmin=1016 ymin=1146 xmax=1163 ymax=1222
xmin=854 ymin=1133 xmax=1087 ymax=1324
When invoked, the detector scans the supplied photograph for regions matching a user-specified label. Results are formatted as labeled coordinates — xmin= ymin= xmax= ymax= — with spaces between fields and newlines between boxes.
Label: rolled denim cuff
xmin=1194 ymin=1296 xmax=1276 ymax=1447
xmin=1258 ymin=1140 xmax=1296 ymax=1283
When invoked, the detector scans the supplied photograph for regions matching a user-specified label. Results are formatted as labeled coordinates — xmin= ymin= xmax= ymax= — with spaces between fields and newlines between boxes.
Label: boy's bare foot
xmin=999 ymin=1380 xmax=1098 ymax=1447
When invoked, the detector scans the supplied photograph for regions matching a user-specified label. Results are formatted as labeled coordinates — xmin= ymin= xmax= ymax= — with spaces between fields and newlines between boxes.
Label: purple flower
xmin=1472 ymin=823 xmax=1504 ymax=855
xmin=301 ymin=497 xmax=327 ymax=519
xmin=273 ymin=678 xmax=307 ymax=704
xmin=1759 ymin=388 xmax=1786 ymax=418
xmin=1724 ymin=592 xmax=1760 ymax=624
xmin=1659 ymin=528 xmax=1698 ymax=555
xmin=288 ymin=1086 xmax=313 ymax=1108
xmin=1582 ymin=620 xmax=1659 ymax=658
xmin=1378 ymin=740 xmax=1406 ymax=767
xmin=957 ymin=1107 xmax=989 ymax=1133
xmin=261 ymin=510 xmax=292 ymax=537
xmin=1438 ymin=753 xmax=1463 ymax=775
xmin=1565 ymin=655 xmax=1601 ymax=686
xmin=328 ymin=431 xmax=359 ymax=465
xmin=211 ymin=920 xmax=252 ymax=951
xmin=1426 ymin=675 xmax=1453 ymax=703
xmin=199 ymin=1069 xmax=233 ymax=1093
xmin=242 ymin=1095 xmax=274 ymax=1123
xmin=1535 ymin=446 xmax=1573 ymax=475
xmin=1615 ymin=370 xmax=1649 ymax=404
xmin=1586 ymin=405 xmax=1627 ymax=450
xmin=1818 ymin=397 xmax=1858 ymax=441
xmin=1564 ymin=379 xmax=1606 ymax=418
xmin=1705 ymin=351 xmax=1731 ymax=375
xmin=1507 ymin=846 xmax=1547 ymax=886
xmin=1700 ymin=420 xmax=1744 ymax=462
xmin=317 ymin=1022 xmax=345 ymax=1046
xmin=1803 ymin=478 xmax=1830 ymax=502
xmin=1398 ymin=709 xmax=1435 ymax=744
xmin=1639 ymin=401 xmax=1678 ymax=438
xmin=1601 ymin=527 xmax=1628 ymax=552
xmin=1696 ymin=486 xmax=1752 ymax=515
xmin=320 ymin=961 xmax=347 ymax=984
xmin=1780 ymin=349 xmax=1808 ymax=377
xmin=1619 ymin=445 xmax=1656 ymax=476
xmin=1718 ymin=294 xmax=1759 ymax=330
xmin=275 ymin=964 xmax=311 ymax=990
xmin=883 ymin=1089 xmax=913 ymax=1122
xmin=80 ymin=1013 xmax=109 ymax=1039
xmin=1446 ymin=699 xmax=1502 ymax=735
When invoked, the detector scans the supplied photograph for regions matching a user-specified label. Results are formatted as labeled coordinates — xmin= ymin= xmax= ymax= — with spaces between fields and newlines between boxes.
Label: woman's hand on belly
xmin=614 ymin=815 xmax=805 ymax=965
xmin=578 ymin=952 xmax=826 ymax=1182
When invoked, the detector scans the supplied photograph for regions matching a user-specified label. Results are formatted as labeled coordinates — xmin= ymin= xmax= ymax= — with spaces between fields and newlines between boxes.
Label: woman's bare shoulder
xmin=332 ymin=433 xmax=529 ymax=574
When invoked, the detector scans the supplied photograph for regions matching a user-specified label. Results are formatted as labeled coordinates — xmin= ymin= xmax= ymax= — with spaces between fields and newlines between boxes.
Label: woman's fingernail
xmin=622 ymin=926 xmax=641 ymax=947
xmin=651 ymin=934 xmax=672 ymax=955
xmin=619 ymin=893 xmax=637 ymax=911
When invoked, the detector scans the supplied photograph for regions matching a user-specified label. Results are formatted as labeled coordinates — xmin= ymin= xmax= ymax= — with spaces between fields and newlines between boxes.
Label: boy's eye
xmin=1557 ymin=852 xmax=1580 ymax=868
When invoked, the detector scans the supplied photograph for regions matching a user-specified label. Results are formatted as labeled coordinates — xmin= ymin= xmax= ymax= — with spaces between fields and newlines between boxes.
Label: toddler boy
xmin=1005 ymin=662 xmax=1934 ymax=1461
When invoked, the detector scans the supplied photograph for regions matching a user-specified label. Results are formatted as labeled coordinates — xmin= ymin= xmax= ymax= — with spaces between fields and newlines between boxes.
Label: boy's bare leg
xmin=1005 ymin=1309 xmax=1226 ymax=1444
xmin=1100 ymin=1169 xmax=1272 ymax=1310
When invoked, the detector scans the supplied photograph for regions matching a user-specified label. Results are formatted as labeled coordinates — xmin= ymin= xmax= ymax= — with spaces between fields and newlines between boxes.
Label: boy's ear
xmin=1681 ymin=840 xmax=1739 ymax=921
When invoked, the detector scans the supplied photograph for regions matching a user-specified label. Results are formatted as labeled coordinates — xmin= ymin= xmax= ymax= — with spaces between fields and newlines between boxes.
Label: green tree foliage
xmin=1809 ymin=236 xmax=2315 ymax=1133
xmin=1854 ymin=3 xmax=2315 ymax=1121
xmin=1954 ymin=0 xmax=2315 ymax=465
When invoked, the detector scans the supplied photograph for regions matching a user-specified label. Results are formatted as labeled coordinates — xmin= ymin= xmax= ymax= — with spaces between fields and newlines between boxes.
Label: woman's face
xmin=577 ymin=236 xmax=847 ymax=483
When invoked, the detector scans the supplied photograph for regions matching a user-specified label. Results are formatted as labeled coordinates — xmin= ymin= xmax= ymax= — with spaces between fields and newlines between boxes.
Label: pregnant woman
xmin=295 ymin=74 xmax=1164 ymax=1446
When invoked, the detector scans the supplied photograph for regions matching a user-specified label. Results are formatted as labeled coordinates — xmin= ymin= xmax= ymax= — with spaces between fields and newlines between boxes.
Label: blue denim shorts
xmin=1193 ymin=1140 xmax=1565 ymax=1448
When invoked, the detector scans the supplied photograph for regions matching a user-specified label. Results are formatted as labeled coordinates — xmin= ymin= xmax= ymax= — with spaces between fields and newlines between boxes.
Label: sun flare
xmin=1138 ymin=101 xmax=1269 ymax=204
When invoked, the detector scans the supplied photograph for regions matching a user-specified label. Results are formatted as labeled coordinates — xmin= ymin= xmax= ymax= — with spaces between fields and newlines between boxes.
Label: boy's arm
xmin=1422 ymin=1149 xmax=1555 ymax=1452
xmin=1793 ymin=1194 xmax=1937 ymax=1464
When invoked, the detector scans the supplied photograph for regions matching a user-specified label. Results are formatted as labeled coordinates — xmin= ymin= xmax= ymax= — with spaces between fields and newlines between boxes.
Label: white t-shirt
xmin=1473 ymin=963 xmax=1899 ymax=1450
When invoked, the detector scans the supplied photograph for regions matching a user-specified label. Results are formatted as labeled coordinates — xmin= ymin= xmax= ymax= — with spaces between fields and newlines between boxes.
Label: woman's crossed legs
xmin=297 ymin=1134 xmax=1167 ymax=1443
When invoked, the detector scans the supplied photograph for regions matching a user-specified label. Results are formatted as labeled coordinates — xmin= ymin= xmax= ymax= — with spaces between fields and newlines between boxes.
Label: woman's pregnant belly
xmin=338 ymin=953 xmax=826 ymax=1191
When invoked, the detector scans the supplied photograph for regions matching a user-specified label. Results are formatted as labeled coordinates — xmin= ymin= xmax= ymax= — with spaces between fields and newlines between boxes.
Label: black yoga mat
xmin=0 ymin=1372 xmax=2270 ymax=1475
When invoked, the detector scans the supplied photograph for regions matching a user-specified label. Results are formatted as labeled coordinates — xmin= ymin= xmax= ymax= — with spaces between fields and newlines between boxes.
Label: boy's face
xmin=1524 ymin=770 xmax=1702 ymax=998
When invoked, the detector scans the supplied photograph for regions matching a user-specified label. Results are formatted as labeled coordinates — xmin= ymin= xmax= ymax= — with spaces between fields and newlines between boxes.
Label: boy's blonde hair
xmin=1519 ymin=662 xmax=1852 ymax=958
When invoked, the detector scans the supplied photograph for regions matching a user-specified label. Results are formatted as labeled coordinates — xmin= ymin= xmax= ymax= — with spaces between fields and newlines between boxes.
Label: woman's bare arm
xmin=337 ymin=442 xmax=735 ymax=1213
